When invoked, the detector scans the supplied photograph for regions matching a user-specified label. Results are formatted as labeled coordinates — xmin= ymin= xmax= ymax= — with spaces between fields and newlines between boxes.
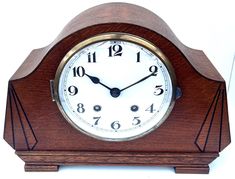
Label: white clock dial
xmin=54 ymin=33 xmax=176 ymax=141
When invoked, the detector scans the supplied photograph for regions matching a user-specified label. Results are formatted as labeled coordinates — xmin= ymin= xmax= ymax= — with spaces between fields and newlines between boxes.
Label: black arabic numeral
xmin=149 ymin=65 xmax=158 ymax=76
xmin=154 ymin=85 xmax=164 ymax=96
xmin=73 ymin=66 xmax=85 ymax=77
xmin=108 ymin=45 xmax=123 ymax=57
xmin=132 ymin=117 xmax=141 ymax=126
xmin=77 ymin=103 xmax=85 ymax=113
xmin=93 ymin=116 xmax=101 ymax=126
xmin=111 ymin=121 xmax=121 ymax=130
xmin=88 ymin=52 xmax=96 ymax=63
xmin=136 ymin=52 xmax=140 ymax=62
xmin=145 ymin=103 xmax=156 ymax=113
xmin=68 ymin=85 xmax=78 ymax=96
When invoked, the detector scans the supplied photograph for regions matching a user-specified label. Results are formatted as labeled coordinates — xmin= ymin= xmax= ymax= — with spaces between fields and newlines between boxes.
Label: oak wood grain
xmin=10 ymin=3 xmax=222 ymax=81
xmin=3 ymin=2 xmax=230 ymax=173
xmin=17 ymin=151 xmax=218 ymax=173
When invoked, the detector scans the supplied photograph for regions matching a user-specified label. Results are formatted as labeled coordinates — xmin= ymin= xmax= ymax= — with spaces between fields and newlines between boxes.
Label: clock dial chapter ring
xmin=53 ymin=32 xmax=177 ymax=141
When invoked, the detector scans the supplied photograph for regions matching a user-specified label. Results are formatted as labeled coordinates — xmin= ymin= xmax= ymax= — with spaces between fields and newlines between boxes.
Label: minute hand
xmin=120 ymin=73 xmax=156 ymax=92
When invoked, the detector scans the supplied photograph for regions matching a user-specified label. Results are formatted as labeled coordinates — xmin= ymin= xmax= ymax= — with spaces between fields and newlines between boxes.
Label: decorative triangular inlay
xmin=195 ymin=84 xmax=230 ymax=152
xmin=4 ymin=83 xmax=38 ymax=150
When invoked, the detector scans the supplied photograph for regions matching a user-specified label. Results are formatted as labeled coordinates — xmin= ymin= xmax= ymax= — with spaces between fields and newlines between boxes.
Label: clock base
xmin=25 ymin=164 xmax=59 ymax=172
xmin=175 ymin=165 xmax=209 ymax=174
xmin=16 ymin=151 xmax=218 ymax=174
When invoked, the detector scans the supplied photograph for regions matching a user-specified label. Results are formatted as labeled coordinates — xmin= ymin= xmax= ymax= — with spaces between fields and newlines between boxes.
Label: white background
xmin=0 ymin=0 xmax=234 ymax=178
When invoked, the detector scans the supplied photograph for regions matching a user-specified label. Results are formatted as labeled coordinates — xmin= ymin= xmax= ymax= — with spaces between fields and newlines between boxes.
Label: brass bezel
xmin=54 ymin=32 xmax=176 ymax=141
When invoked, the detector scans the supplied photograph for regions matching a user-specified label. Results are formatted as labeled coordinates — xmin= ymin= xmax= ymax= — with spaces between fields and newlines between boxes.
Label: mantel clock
xmin=4 ymin=3 xmax=230 ymax=173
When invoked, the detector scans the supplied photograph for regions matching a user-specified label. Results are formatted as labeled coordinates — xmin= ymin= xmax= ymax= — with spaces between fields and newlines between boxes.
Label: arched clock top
xmin=11 ymin=2 xmax=222 ymax=82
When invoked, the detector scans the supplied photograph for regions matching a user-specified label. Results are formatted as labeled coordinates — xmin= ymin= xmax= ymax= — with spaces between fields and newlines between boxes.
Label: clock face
xmin=54 ymin=33 xmax=176 ymax=141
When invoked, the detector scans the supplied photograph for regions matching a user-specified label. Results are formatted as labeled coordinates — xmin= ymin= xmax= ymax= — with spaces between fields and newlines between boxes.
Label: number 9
xmin=68 ymin=85 xmax=78 ymax=96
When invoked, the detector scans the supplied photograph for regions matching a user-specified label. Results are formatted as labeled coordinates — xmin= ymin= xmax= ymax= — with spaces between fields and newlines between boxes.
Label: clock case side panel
xmin=194 ymin=83 xmax=231 ymax=152
xmin=3 ymin=82 xmax=38 ymax=150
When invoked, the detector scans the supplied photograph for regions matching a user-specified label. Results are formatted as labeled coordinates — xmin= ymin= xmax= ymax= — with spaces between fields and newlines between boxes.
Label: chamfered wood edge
xmin=10 ymin=2 xmax=223 ymax=82
xmin=16 ymin=151 xmax=218 ymax=173
xmin=10 ymin=46 xmax=50 ymax=81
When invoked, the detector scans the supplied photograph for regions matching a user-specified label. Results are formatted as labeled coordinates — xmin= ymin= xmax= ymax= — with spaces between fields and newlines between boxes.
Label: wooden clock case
xmin=3 ymin=3 xmax=230 ymax=173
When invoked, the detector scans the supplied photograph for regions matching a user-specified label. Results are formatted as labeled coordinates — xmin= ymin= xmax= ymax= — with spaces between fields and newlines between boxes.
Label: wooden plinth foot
xmin=25 ymin=164 xmax=59 ymax=172
xmin=175 ymin=165 xmax=209 ymax=174
xmin=17 ymin=151 xmax=218 ymax=173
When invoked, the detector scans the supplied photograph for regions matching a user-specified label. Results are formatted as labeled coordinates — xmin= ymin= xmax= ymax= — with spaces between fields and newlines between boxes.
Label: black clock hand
xmin=85 ymin=73 xmax=111 ymax=90
xmin=120 ymin=72 xmax=156 ymax=92
xmin=85 ymin=72 xmax=155 ymax=98
xmin=85 ymin=73 xmax=121 ymax=98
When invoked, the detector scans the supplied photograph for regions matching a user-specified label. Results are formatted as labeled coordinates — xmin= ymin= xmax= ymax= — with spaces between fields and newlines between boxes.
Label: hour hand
xmin=85 ymin=73 xmax=111 ymax=90
xmin=85 ymin=73 xmax=122 ymax=98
